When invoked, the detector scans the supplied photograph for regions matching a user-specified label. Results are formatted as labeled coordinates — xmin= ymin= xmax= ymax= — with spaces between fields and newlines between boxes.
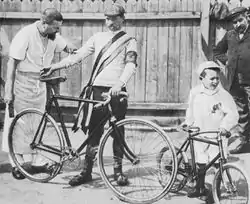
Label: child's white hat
xmin=197 ymin=61 xmax=222 ymax=76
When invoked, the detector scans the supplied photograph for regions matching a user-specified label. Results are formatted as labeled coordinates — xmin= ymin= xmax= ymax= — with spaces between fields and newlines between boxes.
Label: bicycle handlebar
xmin=93 ymin=91 xmax=128 ymax=109
xmin=178 ymin=124 xmax=231 ymax=138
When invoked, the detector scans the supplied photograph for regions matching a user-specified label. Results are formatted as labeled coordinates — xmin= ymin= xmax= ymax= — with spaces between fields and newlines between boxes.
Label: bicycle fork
xmin=218 ymin=135 xmax=237 ymax=194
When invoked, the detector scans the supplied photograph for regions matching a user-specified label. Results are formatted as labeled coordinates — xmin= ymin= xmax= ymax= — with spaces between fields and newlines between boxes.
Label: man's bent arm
xmin=213 ymin=32 xmax=228 ymax=65
xmin=4 ymin=57 xmax=18 ymax=103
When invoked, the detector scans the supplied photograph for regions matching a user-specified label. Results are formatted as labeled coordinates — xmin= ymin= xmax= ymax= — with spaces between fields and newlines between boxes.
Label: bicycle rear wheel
xmin=8 ymin=108 xmax=64 ymax=182
xmin=98 ymin=118 xmax=177 ymax=204
xmin=158 ymin=146 xmax=189 ymax=193
xmin=212 ymin=163 xmax=250 ymax=204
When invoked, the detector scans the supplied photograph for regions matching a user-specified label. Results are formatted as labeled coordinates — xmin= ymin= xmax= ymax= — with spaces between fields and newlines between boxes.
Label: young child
xmin=183 ymin=61 xmax=239 ymax=198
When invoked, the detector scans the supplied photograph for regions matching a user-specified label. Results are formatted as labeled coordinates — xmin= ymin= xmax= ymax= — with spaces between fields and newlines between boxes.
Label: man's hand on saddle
xmin=40 ymin=66 xmax=53 ymax=78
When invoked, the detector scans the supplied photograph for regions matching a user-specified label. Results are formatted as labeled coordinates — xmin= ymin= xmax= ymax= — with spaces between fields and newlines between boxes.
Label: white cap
xmin=197 ymin=61 xmax=222 ymax=76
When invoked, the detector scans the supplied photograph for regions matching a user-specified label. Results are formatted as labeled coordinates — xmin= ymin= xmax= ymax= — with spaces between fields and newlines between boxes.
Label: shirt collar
xmin=198 ymin=84 xmax=221 ymax=96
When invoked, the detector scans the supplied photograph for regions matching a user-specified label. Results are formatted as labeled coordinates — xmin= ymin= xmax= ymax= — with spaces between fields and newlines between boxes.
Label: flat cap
xmin=104 ymin=3 xmax=125 ymax=17
xmin=197 ymin=61 xmax=222 ymax=76
xmin=226 ymin=6 xmax=248 ymax=20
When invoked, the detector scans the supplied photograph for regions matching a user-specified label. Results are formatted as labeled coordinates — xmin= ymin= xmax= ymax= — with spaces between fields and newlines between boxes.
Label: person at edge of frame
xmin=213 ymin=6 xmax=250 ymax=154
xmin=3 ymin=8 xmax=77 ymax=180
xmin=181 ymin=61 xmax=239 ymax=198
xmin=40 ymin=3 xmax=138 ymax=187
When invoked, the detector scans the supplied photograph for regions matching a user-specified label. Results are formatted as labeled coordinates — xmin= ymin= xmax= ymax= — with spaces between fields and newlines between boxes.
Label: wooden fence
xmin=0 ymin=0 xmax=250 ymax=109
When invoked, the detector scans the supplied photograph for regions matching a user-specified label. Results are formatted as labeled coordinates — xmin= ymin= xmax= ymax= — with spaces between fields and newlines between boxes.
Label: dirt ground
xmin=0 ymin=129 xmax=250 ymax=204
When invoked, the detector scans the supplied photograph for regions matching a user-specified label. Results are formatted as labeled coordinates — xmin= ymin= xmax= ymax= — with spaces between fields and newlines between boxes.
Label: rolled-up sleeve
xmin=9 ymin=28 xmax=29 ymax=60
xmin=55 ymin=34 xmax=67 ymax=53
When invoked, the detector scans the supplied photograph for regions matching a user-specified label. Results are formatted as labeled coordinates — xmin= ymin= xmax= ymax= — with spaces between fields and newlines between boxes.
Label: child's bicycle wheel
xmin=98 ymin=118 xmax=177 ymax=204
xmin=157 ymin=146 xmax=190 ymax=193
xmin=212 ymin=162 xmax=250 ymax=204
xmin=8 ymin=108 xmax=64 ymax=182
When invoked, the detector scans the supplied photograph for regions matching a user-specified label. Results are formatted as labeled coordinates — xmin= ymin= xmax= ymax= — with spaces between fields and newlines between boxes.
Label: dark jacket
xmin=213 ymin=26 xmax=250 ymax=90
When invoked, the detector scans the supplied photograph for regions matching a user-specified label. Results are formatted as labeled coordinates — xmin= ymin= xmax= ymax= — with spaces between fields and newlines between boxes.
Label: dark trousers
xmin=84 ymin=86 xmax=127 ymax=170
xmin=230 ymin=82 xmax=250 ymax=141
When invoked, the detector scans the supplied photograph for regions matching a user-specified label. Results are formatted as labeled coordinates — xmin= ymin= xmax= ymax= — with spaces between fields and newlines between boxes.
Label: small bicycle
xmin=8 ymin=76 xmax=177 ymax=204
xmin=157 ymin=125 xmax=250 ymax=204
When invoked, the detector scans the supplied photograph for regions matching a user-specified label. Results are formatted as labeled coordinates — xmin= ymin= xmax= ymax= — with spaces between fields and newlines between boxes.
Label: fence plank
xmin=157 ymin=20 xmax=169 ymax=102
xmin=145 ymin=20 xmax=158 ymax=102
xmin=60 ymin=0 xmax=82 ymax=13
xmin=179 ymin=0 xmax=193 ymax=102
xmin=40 ymin=0 xmax=61 ymax=12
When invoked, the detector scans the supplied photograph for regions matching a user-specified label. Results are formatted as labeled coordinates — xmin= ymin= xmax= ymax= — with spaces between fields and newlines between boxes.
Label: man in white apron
xmin=4 ymin=8 xmax=76 ymax=180
xmin=184 ymin=61 xmax=239 ymax=198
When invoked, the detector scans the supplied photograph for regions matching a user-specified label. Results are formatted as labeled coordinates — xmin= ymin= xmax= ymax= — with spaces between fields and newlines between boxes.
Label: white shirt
xmin=59 ymin=30 xmax=137 ymax=86
xmin=185 ymin=84 xmax=239 ymax=132
xmin=9 ymin=21 xmax=67 ymax=73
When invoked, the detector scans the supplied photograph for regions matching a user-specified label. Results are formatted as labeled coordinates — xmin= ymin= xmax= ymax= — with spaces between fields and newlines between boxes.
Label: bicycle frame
xmin=176 ymin=130 xmax=227 ymax=178
xmin=30 ymin=86 xmax=138 ymax=163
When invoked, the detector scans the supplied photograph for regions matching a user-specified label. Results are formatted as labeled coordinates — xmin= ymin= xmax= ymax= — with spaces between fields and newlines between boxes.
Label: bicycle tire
xmin=8 ymin=108 xmax=64 ymax=183
xmin=212 ymin=162 xmax=250 ymax=204
xmin=158 ymin=146 xmax=189 ymax=193
xmin=98 ymin=118 xmax=177 ymax=204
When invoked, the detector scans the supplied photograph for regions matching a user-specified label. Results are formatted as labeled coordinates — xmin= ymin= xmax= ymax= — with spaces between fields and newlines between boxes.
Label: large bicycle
xmin=8 ymin=76 xmax=177 ymax=204
xmin=157 ymin=125 xmax=250 ymax=204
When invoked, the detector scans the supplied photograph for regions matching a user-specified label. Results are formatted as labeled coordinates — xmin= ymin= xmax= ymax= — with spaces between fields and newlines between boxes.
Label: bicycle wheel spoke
xmin=213 ymin=163 xmax=250 ymax=204
xmin=9 ymin=109 xmax=63 ymax=182
xmin=98 ymin=118 xmax=177 ymax=204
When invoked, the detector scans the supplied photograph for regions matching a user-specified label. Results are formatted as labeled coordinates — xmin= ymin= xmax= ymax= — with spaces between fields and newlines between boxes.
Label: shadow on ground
xmin=0 ymin=162 xmax=11 ymax=173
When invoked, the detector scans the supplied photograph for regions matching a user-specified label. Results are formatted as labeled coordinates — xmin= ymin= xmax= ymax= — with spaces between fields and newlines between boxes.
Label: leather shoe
xmin=68 ymin=173 xmax=92 ymax=186
xmin=187 ymin=188 xmax=207 ymax=198
xmin=114 ymin=173 xmax=129 ymax=186
xmin=12 ymin=167 xmax=25 ymax=180
xmin=229 ymin=141 xmax=248 ymax=154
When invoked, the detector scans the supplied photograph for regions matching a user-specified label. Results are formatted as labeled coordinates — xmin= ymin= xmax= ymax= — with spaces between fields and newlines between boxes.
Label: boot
xmin=113 ymin=157 xmax=129 ymax=186
xmin=69 ymin=146 xmax=96 ymax=187
xmin=114 ymin=167 xmax=129 ymax=186
xmin=187 ymin=164 xmax=207 ymax=198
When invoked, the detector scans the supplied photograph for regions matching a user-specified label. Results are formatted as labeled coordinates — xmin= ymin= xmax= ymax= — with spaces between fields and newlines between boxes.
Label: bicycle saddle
xmin=40 ymin=76 xmax=67 ymax=85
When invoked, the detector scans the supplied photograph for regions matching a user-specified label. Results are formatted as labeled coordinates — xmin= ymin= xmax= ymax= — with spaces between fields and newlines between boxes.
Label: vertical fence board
xmin=41 ymin=0 xmax=61 ymax=11
xmin=60 ymin=0 xmax=82 ymax=13
xmin=145 ymin=20 xmax=158 ymax=102
xmin=20 ymin=0 xmax=41 ymax=12
xmin=145 ymin=0 xmax=159 ymax=102
xmin=59 ymin=22 xmax=82 ymax=107
xmin=133 ymin=1 xmax=148 ymax=102
xmin=157 ymin=20 xmax=169 ymax=102
xmin=166 ymin=0 xmax=181 ymax=102
xmin=179 ymin=0 xmax=193 ymax=102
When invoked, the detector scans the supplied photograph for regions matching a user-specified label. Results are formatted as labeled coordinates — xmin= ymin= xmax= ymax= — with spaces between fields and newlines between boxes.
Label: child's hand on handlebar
xmin=219 ymin=128 xmax=231 ymax=138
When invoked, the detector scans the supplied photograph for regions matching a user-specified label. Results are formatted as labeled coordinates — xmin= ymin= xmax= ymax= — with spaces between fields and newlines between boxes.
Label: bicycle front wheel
xmin=212 ymin=162 xmax=250 ymax=204
xmin=98 ymin=118 xmax=177 ymax=204
xmin=8 ymin=108 xmax=64 ymax=182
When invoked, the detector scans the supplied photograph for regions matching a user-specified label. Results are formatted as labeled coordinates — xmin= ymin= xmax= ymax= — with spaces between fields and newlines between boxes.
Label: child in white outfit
xmin=183 ymin=61 xmax=239 ymax=198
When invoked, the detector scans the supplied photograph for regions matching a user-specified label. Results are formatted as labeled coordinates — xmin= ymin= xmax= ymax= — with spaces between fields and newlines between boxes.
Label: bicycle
xmin=8 ymin=76 xmax=177 ymax=204
xmin=157 ymin=125 xmax=250 ymax=204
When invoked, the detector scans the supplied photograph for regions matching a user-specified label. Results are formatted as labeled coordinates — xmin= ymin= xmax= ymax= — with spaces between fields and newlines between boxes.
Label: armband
xmin=125 ymin=51 xmax=137 ymax=66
